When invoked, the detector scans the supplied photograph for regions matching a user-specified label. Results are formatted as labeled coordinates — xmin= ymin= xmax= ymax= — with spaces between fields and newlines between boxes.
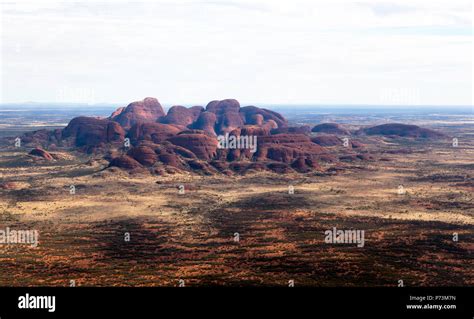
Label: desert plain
xmin=0 ymin=108 xmax=472 ymax=287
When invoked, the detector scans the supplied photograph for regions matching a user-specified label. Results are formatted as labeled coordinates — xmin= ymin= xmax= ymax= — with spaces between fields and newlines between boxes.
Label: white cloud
xmin=0 ymin=0 xmax=472 ymax=105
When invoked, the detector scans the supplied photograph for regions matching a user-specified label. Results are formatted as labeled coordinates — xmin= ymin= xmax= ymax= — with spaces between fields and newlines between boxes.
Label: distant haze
xmin=0 ymin=0 xmax=472 ymax=106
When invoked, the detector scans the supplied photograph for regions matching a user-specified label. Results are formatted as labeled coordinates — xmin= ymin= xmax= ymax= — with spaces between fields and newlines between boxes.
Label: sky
xmin=0 ymin=0 xmax=472 ymax=106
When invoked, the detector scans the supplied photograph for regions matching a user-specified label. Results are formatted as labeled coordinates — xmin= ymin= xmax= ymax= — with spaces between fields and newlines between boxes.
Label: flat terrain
xmin=0 ymin=128 xmax=473 ymax=286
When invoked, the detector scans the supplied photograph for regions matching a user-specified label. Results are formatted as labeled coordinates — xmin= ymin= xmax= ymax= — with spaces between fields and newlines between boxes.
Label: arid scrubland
xmin=1 ymin=134 xmax=472 ymax=286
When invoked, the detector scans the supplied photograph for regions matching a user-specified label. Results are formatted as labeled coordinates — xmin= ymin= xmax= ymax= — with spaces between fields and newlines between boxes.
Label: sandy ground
xmin=0 ymin=137 xmax=473 ymax=286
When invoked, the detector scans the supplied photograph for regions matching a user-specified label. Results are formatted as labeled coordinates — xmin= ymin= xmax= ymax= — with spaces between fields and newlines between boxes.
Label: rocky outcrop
xmin=202 ymin=99 xmax=286 ymax=135
xmin=186 ymin=159 xmax=217 ymax=175
xmin=291 ymin=157 xmax=322 ymax=173
xmin=0 ymin=182 xmax=20 ymax=190
xmin=256 ymin=134 xmax=333 ymax=163
xmin=21 ymin=129 xmax=63 ymax=148
xmin=168 ymin=131 xmax=218 ymax=160
xmin=359 ymin=123 xmax=445 ymax=138
xmin=29 ymin=148 xmax=54 ymax=161
xmin=109 ymin=155 xmax=142 ymax=170
xmin=239 ymin=106 xmax=287 ymax=128
xmin=159 ymin=105 xmax=203 ymax=127
xmin=206 ymin=99 xmax=240 ymax=113
xmin=267 ymin=162 xmax=293 ymax=174
xmin=350 ymin=140 xmax=365 ymax=149
xmin=192 ymin=112 xmax=217 ymax=135
xmin=157 ymin=153 xmax=183 ymax=168
xmin=62 ymin=117 xmax=125 ymax=152
xmin=110 ymin=107 xmax=125 ymax=119
xmin=239 ymin=125 xmax=272 ymax=137
xmin=13 ymin=97 xmax=383 ymax=175
xmin=111 ymin=97 xmax=165 ymax=130
xmin=311 ymin=135 xmax=342 ymax=147
xmin=248 ymin=114 xmax=264 ymax=125
xmin=206 ymin=99 xmax=244 ymax=134
xmin=126 ymin=145 xmax=158 ymax=166
xmin=312 ymin=123 xmax=350 ymax=135
xmin=272 ymin=125 xmax=311 ymax=135
xmin=127 ymin=122 xmax=182 ymax=144
xmin=311 ymin=135 xmax=366 ymax=149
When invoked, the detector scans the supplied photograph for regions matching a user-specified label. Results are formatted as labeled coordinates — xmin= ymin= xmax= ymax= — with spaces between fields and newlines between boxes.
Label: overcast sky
xmin=0 ymin=0 xmax=472 ymax=106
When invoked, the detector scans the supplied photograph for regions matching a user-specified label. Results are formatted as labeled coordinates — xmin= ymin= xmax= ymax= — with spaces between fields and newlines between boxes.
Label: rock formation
xmin=272 ymin=125 xmax=311 ymax=135
xmin=29 ymin=148 xmax=54 ymax=161
xmin=192 ymin=112 xmax=217 ymax=135
xmin=110 ymin=97 xmax=165 ymax=130
xmin=62 ymin=117 xmax=125 ymax=152
xmin=311 ymin=135 xmax=342 ymax=147
xmin=206 ymin=99 xmax=245 ymax=134
xmin=159 ymin=105 xmax=203 ymax=127
xmin=168 ymin=131 xmax=218 ymax=161
xmin=127 ymin=122 xmax=182 ymax=144
xmin=312 ymin=123 xmax=350 ymax=135
xmin=126 ymin=145 xmax=158 ymax=166
xmin=109 ymin=155 xmax=142 ymax=170
xmin=359 ymin=123 xmax=445 ymax=138
xmin=14 ymin=97 xmax=395 ymax=175
xmin=239 ymin=106 xmax=287 ymax=128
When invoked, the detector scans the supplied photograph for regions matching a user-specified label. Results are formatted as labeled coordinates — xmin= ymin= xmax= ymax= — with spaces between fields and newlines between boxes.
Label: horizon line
xmin=0 ymin=101 xmax=472 ymax=109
